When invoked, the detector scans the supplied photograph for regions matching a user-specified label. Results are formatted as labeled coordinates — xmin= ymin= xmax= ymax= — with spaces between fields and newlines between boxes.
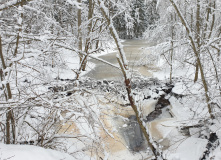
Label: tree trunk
xmin=170 ymin=14 xmax=174 ymax=83
xmin=97 ymin=0 xmax=162 ymax=158
xmin=194 ymin=63 xmax=199 ymax=83
xmin=0 ymin=36 xmax=15 ymax=144
xmin=77 ymin=0 xmax=83 ymax=63
xmin=82 ymin=0 xmax=94 ymax=71
xmin=194 ymin=0 xmax=201 ymax=83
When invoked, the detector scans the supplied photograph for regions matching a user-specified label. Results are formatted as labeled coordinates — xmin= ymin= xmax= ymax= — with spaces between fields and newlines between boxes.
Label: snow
xmin=0 ymin=143 xmax=75 ymax=160
xmin=0 ymin=0 xmax=18 ymax=11
xmin=156 ymin=0 xmax=162 ymax=10
xmin=172 ymin=82 xmax=186 ymax=94
xmin=90 ymin=54 xmax=120 ymax=70
xmin=122 ymin=124 xmax=127 ymax=127
xmin=92 ymin=42 xmax=116 ymax=57
xmin=166 ymin=137 xmax=207 ymax=160
xmin=17 ymin=17 xmax=22 ymax=25
xmin=11 ymin=54 xmax=23 ymax=62
xmin=141 ymin=100 xmax=157 ymax=116
xmin=66 ymin=0 xmax=82 ymax=9
xmin=212 ymin=147 xmax=221 ymax=160
xmin=2 ymin=32 xmax=215 ymax=159
xmin=103 ymin=151 xmax=110 ymax=160
xmin=0 ymin=1 xmax=220 ymax=160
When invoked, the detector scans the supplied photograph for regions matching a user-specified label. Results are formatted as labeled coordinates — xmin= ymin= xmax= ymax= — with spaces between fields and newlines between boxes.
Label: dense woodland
xmin=0 ymin=0 xmax=221 ymax=159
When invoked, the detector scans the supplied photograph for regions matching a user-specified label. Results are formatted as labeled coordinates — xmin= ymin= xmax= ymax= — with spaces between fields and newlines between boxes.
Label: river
xmin=74 ymin=39 xmax=175 ymax=159
xmin=84 ymin=39 xmax=153 ymax=80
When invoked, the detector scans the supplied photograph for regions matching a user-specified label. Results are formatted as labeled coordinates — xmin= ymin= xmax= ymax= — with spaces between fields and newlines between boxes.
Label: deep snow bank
xmin=0 ymin=143 xmax=74 ymax=160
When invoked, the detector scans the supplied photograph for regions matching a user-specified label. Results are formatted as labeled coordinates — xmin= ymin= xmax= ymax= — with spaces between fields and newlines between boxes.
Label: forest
xmin=0 ymin=0 xmax=221 ymax=160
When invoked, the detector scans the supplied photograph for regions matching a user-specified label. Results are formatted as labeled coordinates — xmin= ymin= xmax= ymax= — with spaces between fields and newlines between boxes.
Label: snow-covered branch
xmin=0 ymin=0 xmax=32 ymax=11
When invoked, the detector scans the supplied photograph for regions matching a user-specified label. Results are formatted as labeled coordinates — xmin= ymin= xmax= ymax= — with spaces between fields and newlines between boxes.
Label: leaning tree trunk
xmin=97 ymin=0 xmax=162 ymax=158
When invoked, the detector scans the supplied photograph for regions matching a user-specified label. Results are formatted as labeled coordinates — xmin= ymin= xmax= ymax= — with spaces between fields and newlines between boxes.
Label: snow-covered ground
xmin=1 ymin=39 xmax=221 ymax=160
xmin=0 ymin=143 xmax=75 ymax=160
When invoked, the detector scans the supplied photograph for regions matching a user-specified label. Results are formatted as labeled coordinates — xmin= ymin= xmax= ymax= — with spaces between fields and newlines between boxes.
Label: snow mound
xmin=0 ymin=143 xmax=74 ymax=160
